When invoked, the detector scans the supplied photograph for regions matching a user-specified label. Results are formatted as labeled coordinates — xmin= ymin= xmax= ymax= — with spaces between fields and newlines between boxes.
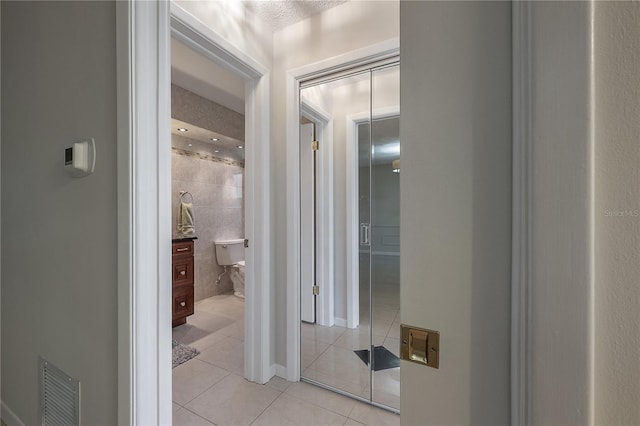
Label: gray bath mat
xmin=172 ymin=339 xmax=200 ymax=368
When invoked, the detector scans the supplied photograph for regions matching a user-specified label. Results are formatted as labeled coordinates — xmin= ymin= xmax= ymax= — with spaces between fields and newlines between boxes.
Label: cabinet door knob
xmin=180 ymin=301 xmax=186 ymax=307
xmin=180 ymin=270 xmax=186 ymax=276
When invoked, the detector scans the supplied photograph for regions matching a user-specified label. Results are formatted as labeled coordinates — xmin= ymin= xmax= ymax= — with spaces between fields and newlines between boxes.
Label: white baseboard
xmin=372 ymin=251 xmax=400 ymax=256
xmin=359 ymin=250 xmax=400 ymax=257
xmin=334 ymin=317 xmax=348 ymax=327
xmin=1 ymin=400 xmax=25 ymax=426
xmin=274 ymin=364 xmax=288 ymax=380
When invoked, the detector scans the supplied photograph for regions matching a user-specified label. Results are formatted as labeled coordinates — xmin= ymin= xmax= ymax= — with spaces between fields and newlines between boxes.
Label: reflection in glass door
xmin=299 ymin=63 xmax=400 ymax=412
xmin=370 ymin=65 xmax=401 ymax=409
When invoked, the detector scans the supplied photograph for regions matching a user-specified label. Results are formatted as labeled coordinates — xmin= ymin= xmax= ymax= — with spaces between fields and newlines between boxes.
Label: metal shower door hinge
xmin=312 ymin=141 xmax=319 ymax=151
xmin=313 ymin=285 xmax=320 ymax=296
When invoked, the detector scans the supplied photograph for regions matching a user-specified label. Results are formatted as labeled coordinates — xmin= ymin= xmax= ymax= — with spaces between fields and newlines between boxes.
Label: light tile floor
xmin=302 ymin=255 xmax=401 ymax=410
xmin=173 ymin=293 xmax=400 ymax=426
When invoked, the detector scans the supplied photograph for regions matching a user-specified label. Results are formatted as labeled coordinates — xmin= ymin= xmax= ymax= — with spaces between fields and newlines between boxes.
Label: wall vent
xmin=39 ymin=356 xmax=80 ymax=425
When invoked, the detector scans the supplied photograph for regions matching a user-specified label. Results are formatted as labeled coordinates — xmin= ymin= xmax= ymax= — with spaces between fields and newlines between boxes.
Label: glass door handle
xmin=360 ymin=223 xmax=370 ymax=245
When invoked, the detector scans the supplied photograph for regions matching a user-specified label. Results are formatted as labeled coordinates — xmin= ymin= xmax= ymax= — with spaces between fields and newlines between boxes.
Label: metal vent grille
xmin=39 ymin=357 xmax=80 ymax=426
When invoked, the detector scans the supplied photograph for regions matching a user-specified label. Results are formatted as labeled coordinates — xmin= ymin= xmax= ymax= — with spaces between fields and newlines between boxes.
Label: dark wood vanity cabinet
xmin=172 ymin=239 xmax=195 ymax=327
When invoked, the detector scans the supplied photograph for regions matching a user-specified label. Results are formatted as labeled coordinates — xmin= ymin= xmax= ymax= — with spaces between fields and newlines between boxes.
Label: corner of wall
xmin=273 ymin=364 xmax=288 ymax=381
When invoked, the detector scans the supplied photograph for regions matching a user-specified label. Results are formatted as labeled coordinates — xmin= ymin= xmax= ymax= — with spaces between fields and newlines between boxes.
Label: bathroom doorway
xmin=298 ymin=63 xmax=401 ymax=412
xmin=169 ymin=33 xmax=250 ymax=412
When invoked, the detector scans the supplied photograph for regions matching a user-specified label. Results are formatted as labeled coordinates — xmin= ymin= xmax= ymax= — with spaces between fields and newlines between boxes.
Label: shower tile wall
xmin=172 ymin=148 xmax=244 ymax=300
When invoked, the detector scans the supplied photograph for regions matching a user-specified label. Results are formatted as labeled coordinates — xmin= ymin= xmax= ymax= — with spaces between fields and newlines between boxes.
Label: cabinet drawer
xmin=172 ymin=241 xmax=193 ymax=257
xmin=172 ymin=286 xmax=194 ymax=320
xmin=172 ymin=258 xmax=194 ymax=286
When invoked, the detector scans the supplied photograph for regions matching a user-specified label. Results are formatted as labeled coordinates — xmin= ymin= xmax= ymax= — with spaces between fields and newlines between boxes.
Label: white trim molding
xmin=169 ymin=2 xmax=273 ymax=386
xmin=118 ymin=1 xmax=173 ymax=423
xmin=300 ymin=99 xmax=334 ymax=327
xmin=169 ymin=2 xmax=273 ymax=385
xmin=345 ymin=112 xmax=364 ymax=330
xmin=285 ymin=40 xmax=399 ymax=381
xmin=119 ymin=1 xmax=273 ymax=423
xmin=169 ymin=4 xmax=267 ymax=79
xmin=512 ymin=2 xmax=596 ymax=424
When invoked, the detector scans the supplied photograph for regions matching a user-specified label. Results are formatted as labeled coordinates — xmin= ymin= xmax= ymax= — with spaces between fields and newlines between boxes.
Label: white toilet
xmin=214 ymin=239 xmax=245 ymax=298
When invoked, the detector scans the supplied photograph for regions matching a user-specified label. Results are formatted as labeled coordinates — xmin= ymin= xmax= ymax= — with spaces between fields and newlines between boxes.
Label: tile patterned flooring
xmin=301 ymin=256 xmax=401 ymax=411
xmin=302 ymin=255 xmax=401 ymax=411
xmin=172 ymin=294 xmax=400 ymax=426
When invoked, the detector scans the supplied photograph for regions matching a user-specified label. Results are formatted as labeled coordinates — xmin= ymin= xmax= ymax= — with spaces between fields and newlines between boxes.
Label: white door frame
xmin=345 ymin=106 xmax=400 ymax=329
xmin=300 ymin=99 xmax=334 ymax=327
xmin=117 ymin=1 xmax=272 ymax=423
xmin=299 ymin=121 xmax=317 ymax=324
xmin=169 ymin=2 xmax=273 ymax=384
xmin=285 ymin=38 xmax=400 ymax=381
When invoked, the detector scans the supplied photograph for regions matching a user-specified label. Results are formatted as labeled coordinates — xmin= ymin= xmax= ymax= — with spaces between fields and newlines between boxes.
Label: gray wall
xmin=593 ymin=2 xmax=640 ymax=424
xmin=171 ymin=86 xmax=246 ymax=302
xmin=171 ymin=144 xmax=245 ymax=300
xmin=399 ymin=2 xmax=640 ymax=424
xmin=528 ymin=3 xmax=593 ymax=423
xmin=400 ymin=2 xmax=512 ymax=424
xmin=1 ymin=2 xmax=117 ymax=424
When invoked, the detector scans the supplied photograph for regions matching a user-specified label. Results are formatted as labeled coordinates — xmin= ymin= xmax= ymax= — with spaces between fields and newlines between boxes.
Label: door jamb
xmin=300 ymin=99 xmax=334 ymax=327
xmin=285 ymin=38 xmax=400 ymax=381
xmin=169 ymin=3 xmax=273 ymax=386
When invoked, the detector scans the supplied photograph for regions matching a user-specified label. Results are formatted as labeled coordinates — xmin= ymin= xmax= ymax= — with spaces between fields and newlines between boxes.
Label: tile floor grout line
xmin=247 ymin=386 xmax=285 ymax=426
xmin=195 ymin=356 xmax=242 ymax=377
xmin=177 ymin=294 xmax=399 ymax=425
xmin=283 ymin=383 xmax=356 ymax=419
xmin=175 ymin=369 xmax=231 ymax=408
xmin=179 ymin=405 xmax=220 ymax=426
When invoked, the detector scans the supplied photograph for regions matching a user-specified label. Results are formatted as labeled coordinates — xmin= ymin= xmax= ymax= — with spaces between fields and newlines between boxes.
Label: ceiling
xmin=171 ymin=119 xmax=245 ymax=163
xmin=170 ymin=1 xmax=350 ymax=112
xmin=242 ymin=0 xmax=348 ymax=31
xmin=171 ymin=38 xmax=245 ymax=114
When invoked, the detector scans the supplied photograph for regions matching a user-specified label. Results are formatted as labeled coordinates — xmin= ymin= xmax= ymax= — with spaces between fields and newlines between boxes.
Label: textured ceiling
xmin=242 ymin=0 xmax=348 ymax=31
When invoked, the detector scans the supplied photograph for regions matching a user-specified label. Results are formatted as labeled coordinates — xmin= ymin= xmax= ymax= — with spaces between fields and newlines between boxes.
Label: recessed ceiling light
xmin=211 ymin=138 xmax=219 ymax=142
xmin=177 ymin=128 xmax=188 ymax=132
xmin=237 ymin=145 xmax=244 ymax=149
xmin=188 ymin=143 xmax=193 ymax=147
xmin=214 ymin=150 xmax=220 ymax=153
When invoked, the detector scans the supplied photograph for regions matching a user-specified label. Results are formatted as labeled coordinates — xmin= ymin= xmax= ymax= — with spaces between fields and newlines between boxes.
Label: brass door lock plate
xmin=400 ymin=324 xmax=440 ymax=369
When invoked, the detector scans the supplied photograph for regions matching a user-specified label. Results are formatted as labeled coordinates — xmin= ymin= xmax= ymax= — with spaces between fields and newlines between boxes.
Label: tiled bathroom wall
xmin=172 ymin=141 xmax=245 ymax=300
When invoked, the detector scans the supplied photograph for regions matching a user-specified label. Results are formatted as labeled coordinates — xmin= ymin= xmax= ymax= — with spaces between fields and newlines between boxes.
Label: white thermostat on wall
xmin=65 ymin=138 xmax=96 ymax=177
